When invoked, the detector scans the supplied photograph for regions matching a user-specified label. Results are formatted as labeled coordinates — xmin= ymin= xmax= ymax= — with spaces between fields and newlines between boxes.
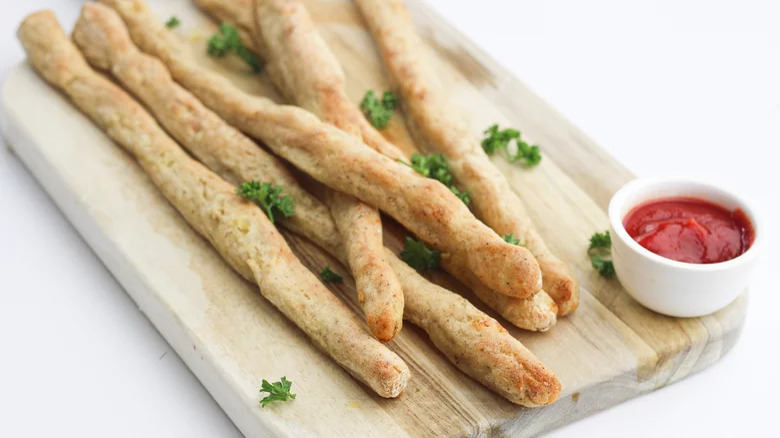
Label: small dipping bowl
xmin=608 ymin=177 xmax=762 ymax=317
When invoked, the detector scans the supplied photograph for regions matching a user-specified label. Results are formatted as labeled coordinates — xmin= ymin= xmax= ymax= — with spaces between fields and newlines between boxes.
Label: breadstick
xmin=102 ymin=0 xmax=543 ymax=300
xmin=249 ymin=0 xmax=404 ymax=342
xmin=18 ymin=9 xmax=409 ymax=398
xmin=388 ymin=252 xmax=560 ymax=406
xmin=73 ymin=4 xmax=560 ymax=405
xmin=355 ymin=0 xmax=580 ymax=315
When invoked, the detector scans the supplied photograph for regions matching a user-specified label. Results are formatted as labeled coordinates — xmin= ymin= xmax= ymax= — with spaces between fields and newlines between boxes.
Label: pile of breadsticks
xmin=16 ymin=0 xmax=580 ymax=407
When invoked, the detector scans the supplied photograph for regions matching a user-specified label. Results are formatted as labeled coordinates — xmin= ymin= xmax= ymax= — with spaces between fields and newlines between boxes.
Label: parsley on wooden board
xmin=360 ymin=90 xmax=398 ymax=129
xmin=207 ymin=24 xmax=261 ymax=73
xmin=319 ymin=266 xmax=343 ymax=282
xmin=481 ymin=124 xmax=542 ymax=167
xmin=400 ymin=153 xmax=471 ymax=205
xmin=400 ymin=236 xmax=440 ymax=271
xmin=588 ymin=230 xmax=615 ymax=277
xmin=259 ymin=377 xmax=296 ymax=407
xmin=165 ymin=16 xmax=180 ymax=29
xmin=236 ymin=181 xmax=294 ymax=224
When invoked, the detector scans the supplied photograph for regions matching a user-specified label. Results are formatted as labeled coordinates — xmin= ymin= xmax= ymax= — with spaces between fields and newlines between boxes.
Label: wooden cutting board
xmin=1 ymin=0 xmax=746 ymax=436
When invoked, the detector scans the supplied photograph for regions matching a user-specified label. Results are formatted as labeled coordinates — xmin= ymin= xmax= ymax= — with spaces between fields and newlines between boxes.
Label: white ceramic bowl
xmin=608 ymin=177 xmax=762 ymax=317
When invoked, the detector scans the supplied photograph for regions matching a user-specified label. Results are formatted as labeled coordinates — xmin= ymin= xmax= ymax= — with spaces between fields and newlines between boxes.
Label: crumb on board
xmin=571 ymin=392 xmax=580 ymax=402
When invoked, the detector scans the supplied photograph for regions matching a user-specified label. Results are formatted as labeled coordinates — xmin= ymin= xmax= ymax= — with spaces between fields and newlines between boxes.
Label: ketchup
xmin=623 ymin=197 xmax=754 ymax=264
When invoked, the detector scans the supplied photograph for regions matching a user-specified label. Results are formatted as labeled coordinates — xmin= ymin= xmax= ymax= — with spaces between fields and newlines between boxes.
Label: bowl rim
xmin=608 ymin=176 xmax=764 ymax=272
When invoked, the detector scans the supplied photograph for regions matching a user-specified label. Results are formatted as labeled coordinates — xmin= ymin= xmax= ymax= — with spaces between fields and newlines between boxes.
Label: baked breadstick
xmin=355 ymin=0 xmax=580 ymax=315
xmin=18 ymin=9 xmax=409 ymax=398
xmin=249 ymin=0 xmax=404 ymax=342
xmin=102 ymin=0 xmax=543 ymax=300
xmin=72 ymin=5 xmax=560 ymax=405
xmin=388 ymin=252 xmax=560 ymax=406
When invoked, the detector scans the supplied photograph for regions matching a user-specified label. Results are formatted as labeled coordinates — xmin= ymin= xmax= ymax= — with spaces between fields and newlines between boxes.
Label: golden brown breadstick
xmin=323 ymin=191 xmax=403 ymax=341
xmin=355 ymin=0 xmax=580 ymax=315
xmin=249 ymin=0 xmax=404 ymax=342
xmin=102 ymin=0 xmax=542 ymax=300
xmin=388 ymin=252 xmax=560 ymax=406
xmin=74 ymin=4 xmax=560 ymax=404
xmin=196 ymin=0 xmax=555 ymax=330
xmin=18 ymin=9 xmax=409 ymax=398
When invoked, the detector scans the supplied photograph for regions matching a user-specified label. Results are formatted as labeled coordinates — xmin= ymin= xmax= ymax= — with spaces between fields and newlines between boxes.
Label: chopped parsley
xmin=207 ymin=23 xmax=261 ymax=73
xmin=236 ymin=181 xmax=294 ymax=224
xmin=400 ymin=153 xmax=471 ymax=206
xmin=319 ymin=266 xmax=343 ymax=282
xmin=481 ymin=124 xmax=542 ymax=167
xmin=259 ymin=377 xmax=296 ymax=407
xmin=360 ymin=90 xmax=398 ymax=129
xmin=503 ymin=233 xmax=521 ymax=246
xmin=400 ymin=236 xmax=441 ymax=271
xmin=588 ymin=230 xmax=615 ymax=278
xmin=165 ymin=16 xmax=181 ymax=29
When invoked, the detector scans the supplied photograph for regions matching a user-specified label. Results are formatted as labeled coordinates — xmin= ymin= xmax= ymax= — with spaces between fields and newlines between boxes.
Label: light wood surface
xmin=1 ymin=0 xmax=746 ymax=436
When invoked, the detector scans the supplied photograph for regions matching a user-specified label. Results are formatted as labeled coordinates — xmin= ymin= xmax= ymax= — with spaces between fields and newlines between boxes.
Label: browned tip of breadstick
xmin=73 ymin=3 xmax=133 ymax=69
xmin=388 ymin=251 xmax=560 ymax=406
xmin=538 ymin=258 xmax=579 ymax=316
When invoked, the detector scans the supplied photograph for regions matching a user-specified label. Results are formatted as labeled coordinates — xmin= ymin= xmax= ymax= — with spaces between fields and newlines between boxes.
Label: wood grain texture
xmin=1 ymin=0 xmax=746 ymax=436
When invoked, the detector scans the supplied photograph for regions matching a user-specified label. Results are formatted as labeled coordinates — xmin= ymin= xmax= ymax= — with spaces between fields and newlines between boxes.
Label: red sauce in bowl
xmin=623 ymin=197 xmax=754 ymax=264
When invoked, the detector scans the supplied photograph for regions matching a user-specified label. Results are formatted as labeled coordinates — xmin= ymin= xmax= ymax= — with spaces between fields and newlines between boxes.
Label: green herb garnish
xmin=588 ymin=230 xmax=615 ymax=278
xmin=319 ymin=266 xmax=343 ymax=282
xmin=259 ymin=377 xmax=296 ymax=407
xmin=400 ymin=236 xmax=441 ymax=271
xmin=481 ymin=124 xmax=542 ymax=167
xmin=236 ymin=181 xmax=294 ymax=224
xmin=207 ymin=23 xmax=260 ymax=73
xmin=360 ymin=90 xmax=398 ymax=129
xmin=165 ymin=16 xmax=181 ymax=29
xmin=503 ymin=233 xmax=521 ymax=245
xmin=400 ymin=153 xmax=471 ymax=206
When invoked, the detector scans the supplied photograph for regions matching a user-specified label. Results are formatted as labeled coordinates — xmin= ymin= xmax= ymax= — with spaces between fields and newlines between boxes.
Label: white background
xmin=1 ymin=0 xmax=778 ymax=436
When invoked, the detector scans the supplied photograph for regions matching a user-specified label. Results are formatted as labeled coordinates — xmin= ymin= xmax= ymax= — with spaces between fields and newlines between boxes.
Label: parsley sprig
xmin=400 ymin=236 xmax=440 ymax=271
xmin=588 ymin=230 xmax=615 ymax=278
xmin=259 ymin=377 xmax=296 ymax=407
xmin=236 ymin=181 xmax=294 ymax=224
xmin=207 ymin=24 xmax=261 ymax=73
xmin=319 ymin=266 xmax=343 ymax=282
xmin=400 ymin=153 xmax=471 ymax=205
xmin=360 ymin=90 xmax=398 ymax=129
xmin=481 ymin=124 xmax=542 ymax=167
xmin=503 ymin=233 xmax=522 ymax=246
xmin=165 ymin=16 xmax=181 ymax=29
